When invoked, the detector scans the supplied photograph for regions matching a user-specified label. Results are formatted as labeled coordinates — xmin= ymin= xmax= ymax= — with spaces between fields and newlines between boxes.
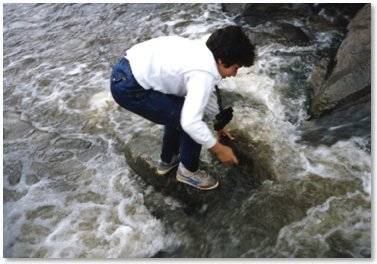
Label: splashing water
xmin=3 ymin=3 xmax=370 ymax=258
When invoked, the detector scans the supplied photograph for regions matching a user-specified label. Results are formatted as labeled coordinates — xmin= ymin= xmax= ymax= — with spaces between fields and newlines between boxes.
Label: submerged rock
xmin=124 ymin=129 xmax=260 ymax=212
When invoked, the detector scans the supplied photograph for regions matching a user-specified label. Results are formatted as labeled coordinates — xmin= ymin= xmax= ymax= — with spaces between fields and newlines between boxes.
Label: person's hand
xmin=216 ymin=127 xmax=234 ymax=141
xmin=210 ymin=142 xmax=239 ymax=165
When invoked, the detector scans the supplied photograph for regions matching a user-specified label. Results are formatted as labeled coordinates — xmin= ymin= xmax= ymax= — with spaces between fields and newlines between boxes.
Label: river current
xmin=3 ymin=3 xmax=371 ymax=258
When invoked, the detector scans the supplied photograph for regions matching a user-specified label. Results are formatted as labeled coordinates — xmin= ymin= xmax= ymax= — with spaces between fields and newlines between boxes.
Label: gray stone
xmin=5 ymin=160 xmax=23 ymax=186
xmin=308 ymin=57 xmax=331 ymax=99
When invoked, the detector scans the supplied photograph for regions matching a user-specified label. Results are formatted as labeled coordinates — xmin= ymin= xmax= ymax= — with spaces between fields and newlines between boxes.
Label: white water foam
xmin=220 ymin=46 xmax=371 ymax=193
xmin=3 ymin=132 xmax=177 ymax=257
xmin=271 ymin=191 xmax=371 ymax=257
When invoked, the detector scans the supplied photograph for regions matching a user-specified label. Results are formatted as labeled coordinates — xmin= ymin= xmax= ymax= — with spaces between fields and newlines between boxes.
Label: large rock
xmin=308 ymin=4 xmax=371 ymax=118
xmin=123 ymin=129 xmax=261 ymax=212
xmin=223 ymin=4 xmax=313 ymax=45
xmin=223 ymin=3 xmax=313 ymax=26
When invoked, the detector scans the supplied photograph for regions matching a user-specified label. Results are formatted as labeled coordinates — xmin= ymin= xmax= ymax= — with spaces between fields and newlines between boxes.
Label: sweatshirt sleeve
xmin=205 ymin=91 xmax=220 ymax=120
xmin=181 ymin=71 xmax=217 ymax=149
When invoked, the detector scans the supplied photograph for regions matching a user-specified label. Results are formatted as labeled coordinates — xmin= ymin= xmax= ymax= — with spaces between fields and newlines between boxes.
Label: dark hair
xmin=206 ymin=26 xmax=255 ymax=68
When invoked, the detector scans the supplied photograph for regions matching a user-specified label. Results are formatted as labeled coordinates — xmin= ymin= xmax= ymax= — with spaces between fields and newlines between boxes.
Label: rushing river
xmin=3 ymin=3 xmax=371 ymax=258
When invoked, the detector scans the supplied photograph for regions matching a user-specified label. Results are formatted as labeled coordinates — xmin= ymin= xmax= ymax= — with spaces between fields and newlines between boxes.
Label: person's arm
xmin=181 ymin=71 xmax=217 ymax=149
xmin=205 ymin=91 xmax=219 ymax=121
xmin=182 ymin=71 xmax=238 ymax=165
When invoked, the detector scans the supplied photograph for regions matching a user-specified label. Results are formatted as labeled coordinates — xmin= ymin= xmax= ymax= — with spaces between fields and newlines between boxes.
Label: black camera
xmin=214 ymin=107 xmax=233 ymax=131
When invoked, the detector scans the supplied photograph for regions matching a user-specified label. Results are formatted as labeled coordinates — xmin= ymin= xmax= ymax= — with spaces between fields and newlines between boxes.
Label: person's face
xmin=217 ymin=59 xmax=240 ymax=78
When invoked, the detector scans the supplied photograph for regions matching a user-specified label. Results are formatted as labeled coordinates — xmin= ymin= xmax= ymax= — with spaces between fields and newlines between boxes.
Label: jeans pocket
xmin=111 ymin=70 xmax=127 ymax=84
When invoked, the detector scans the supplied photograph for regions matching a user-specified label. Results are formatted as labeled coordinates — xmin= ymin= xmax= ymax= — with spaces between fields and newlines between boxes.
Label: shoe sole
xmin=176 ymin=174 xmax=219 ymax=190
xmin=156 ymin=163 xmax=179 ymax=175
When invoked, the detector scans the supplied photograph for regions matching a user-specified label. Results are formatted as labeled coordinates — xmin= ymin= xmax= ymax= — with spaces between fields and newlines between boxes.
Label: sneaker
xmin=176 ymin=163 xmax=219 ymax=190
xmin=156 ymin=155 xmax=180 ymax=175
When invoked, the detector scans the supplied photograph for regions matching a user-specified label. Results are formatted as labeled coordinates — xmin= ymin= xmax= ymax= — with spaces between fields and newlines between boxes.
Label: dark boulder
xmin=223 ymin=3 xmax=312 ymax=27
xmin=222 ymin=3 xmax=364 ymax=47
xmin=225 ymin=4 xmax=312 ymax=45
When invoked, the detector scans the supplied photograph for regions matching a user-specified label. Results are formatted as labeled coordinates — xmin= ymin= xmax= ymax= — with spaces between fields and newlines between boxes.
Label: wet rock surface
xmin=124 ymin=129 xmax=261 ymax=213
xmin=308 ymin=4 xmax=371 ymax=117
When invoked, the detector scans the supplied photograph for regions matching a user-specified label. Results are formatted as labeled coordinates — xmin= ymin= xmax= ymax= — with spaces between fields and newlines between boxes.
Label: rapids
xmin=3 ymin=3 xmax=371 ymax=258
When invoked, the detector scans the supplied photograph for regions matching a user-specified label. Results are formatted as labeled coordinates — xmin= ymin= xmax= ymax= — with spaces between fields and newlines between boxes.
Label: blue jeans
xmin=110 ymin=57 xmax=201 ymax=172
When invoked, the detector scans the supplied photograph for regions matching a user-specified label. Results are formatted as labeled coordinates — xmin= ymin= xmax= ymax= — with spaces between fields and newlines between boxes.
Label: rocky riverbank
xmin=222 ymin=3 xmax=370 ymax=118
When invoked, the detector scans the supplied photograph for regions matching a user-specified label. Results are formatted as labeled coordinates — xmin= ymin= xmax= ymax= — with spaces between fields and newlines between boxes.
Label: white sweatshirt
xmin=126 ymin=36 xmax=221 ymax=149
